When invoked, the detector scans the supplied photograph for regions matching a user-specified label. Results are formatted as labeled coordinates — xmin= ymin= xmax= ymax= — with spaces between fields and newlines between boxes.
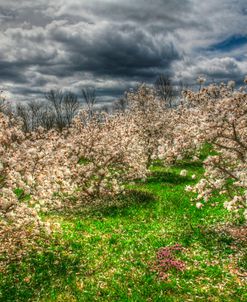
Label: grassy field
xmin=1 ymin=160 xmax=246 ymax=301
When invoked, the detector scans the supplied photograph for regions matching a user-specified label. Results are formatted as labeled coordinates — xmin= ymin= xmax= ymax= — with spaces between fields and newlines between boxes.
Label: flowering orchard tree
xmin=184 ymin=80 xmax=247 ymax=219
xmin=1 ymin=77 xmax=247 ymax=269
xmin=0 ymin=109 xmax=144 ymax=268
xmin=126 ymin=85 xmax=167 ymax=166
xmin=66 ymin=111 xmax=148 ymax=199
xmin=126 ymin=84 xmax=188 ymax=166
xmin=0 ymin=113 xmax=49 ymax=270
xmin=3 ymin=109 xmax=149 ymax=212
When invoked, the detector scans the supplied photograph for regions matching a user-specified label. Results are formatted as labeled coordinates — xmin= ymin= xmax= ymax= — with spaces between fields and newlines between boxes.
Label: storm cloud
xmin=0 ymin=0 xmax=246 ymax=102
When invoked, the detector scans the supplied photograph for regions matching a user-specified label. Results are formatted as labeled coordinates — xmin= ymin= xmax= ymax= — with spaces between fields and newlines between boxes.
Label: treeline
xmin=0 ymin=74 xmax=186 ymax=132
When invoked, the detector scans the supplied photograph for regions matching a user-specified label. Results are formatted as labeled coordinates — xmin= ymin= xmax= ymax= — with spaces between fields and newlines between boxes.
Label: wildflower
xmin=196 ymin=202 xmax=203 ymax=209
xmin=180 ymin=169 xmax=187 ymax=177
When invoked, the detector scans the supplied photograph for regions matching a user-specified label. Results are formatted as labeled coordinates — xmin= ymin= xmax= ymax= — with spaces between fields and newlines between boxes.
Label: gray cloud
xmin=0 ymin=0 xmax=246 ymax=102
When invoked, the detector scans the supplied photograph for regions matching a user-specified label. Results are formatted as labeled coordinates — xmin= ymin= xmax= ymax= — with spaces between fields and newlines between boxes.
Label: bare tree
xmin=81 ymin=87 xmax=96 ymax=118
xmin=45 ymin=90 xmax=65 ymax=130
xmin=45 ymin=90 xmax=81 ymax=129
xmin=15 ymin=101 xmax=57 ymax=132
xmin=154 ymin=74 xmax=174 ymax=108
xmin=63 ymin=91 xmax=80 ymax=125
xmin=15 ymin=103 xmax=30 ymax=132
xmin=175 ymin=79 xmax=190 ymax=106
xmin=113 ymin=96 xmax=128 ymax=113
xmin=0 ymin=90 xmax=5 ymax=112
xmin=39 ymin=105 xmax=56 ymax=130
xmin=2 ymin=88 xmax=80 ymax=132
xmin=27 ymin=101 xmax=45 ymax=131
xmin=99 ymin=104 xmax=110 ymax=114
xmin=0 ymin=90 xmax=12 ymax=116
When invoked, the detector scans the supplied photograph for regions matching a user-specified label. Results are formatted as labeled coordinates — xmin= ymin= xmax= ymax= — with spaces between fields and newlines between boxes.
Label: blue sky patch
xmin=209 ymin=35 xmax=247 ymax=52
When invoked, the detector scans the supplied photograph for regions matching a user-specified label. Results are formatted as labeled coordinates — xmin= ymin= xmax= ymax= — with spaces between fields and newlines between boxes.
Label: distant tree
xmin=113 ymin=95 xmax=129 ymax=112
xmin=45 ymin=89 xmax=80 ymax=130
xmin=27 ymin=101 xmax=45 ymax=130
xmin=154 ymin=74 xmax=174 ymax=108
xmin=15 ymin=103 xmax=30 ymax=132
xmin=39 ymin=105 xmax=56 ymax=130
xmin=0 ymin=89 xmax=12 ymax=116
xmin=15 ymin=101 xmax=44 ymax=132
xmin=99 ymin=105 xmax=110 ymax=114
xmin=0 ymin=90 xmax=5 ymax=112
xmin=81 ymin=87 xmax=96 ymax=118
xmin=63 ymin=91 xmax=80 ymax=126
xmin=175 ymin=79 xmax=190 ymax=106
xmin=45 ymin=90 xmax=65 ymax=130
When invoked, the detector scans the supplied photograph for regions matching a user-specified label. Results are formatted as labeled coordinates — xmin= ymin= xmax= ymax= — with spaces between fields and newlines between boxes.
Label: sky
xmin=0 ymin=0 xmax=247 ymax=103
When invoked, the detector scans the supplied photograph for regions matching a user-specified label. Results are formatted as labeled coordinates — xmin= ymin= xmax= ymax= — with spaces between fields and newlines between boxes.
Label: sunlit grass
xmin=0 ymin=161 xmax=246 ymax=301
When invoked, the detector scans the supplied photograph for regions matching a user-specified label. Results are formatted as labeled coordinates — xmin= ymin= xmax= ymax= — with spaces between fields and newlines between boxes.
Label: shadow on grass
xmin=97 ymin=189 xmax=157 ymax=217
xmin=146 ymin=170 xmax=192 ymax=185
xmin=175 ymin=161 xmax=203 ymax=169
xmin=176 ymin=224 xmax=236 ymax=256
xmin=0 ymin=246 xmax=85 ymax=302
xmin=119 ymin=189 xmax=157 ymax=205
xmin=49 ymin=189 xmax=157 ymax=219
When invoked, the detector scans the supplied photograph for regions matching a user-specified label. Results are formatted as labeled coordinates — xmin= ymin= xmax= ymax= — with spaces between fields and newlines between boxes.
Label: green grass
xmin=1 ymin=161 xmax=246 ymax=302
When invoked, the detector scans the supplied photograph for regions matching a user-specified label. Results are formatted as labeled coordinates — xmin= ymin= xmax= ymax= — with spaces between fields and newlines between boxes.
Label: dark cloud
xmin=0 ymin=0 xmax=246 ymax=102
xmin=51 ymin=23 xmax=180 ymax=78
